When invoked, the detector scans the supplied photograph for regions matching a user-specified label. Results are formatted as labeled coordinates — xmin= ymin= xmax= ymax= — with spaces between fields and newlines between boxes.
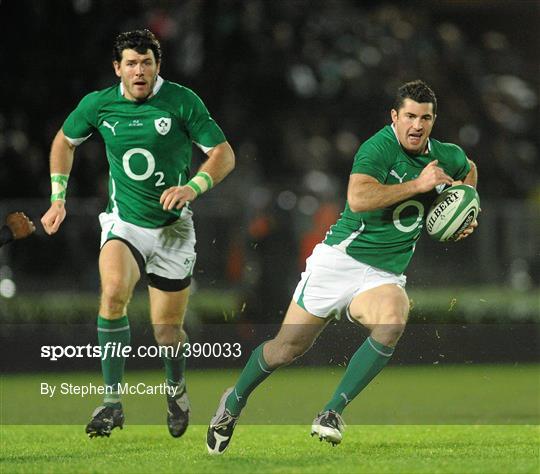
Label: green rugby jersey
xmin=63 ymin=76 xmax=226 ymax=228
xmin=324 ymin=125 xmax=470 ymax=274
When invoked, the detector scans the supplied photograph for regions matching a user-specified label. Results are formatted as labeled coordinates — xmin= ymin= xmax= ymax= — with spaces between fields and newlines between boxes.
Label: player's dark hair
xmin=394 ymin=80 xmax=437 ymax=114
xmin=113 ymin=29 xmax=162 ymax=63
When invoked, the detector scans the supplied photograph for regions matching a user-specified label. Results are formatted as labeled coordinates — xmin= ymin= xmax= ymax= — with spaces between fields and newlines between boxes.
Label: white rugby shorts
xmin=292 ymin=243 xmax=406 ymax=319
xmin=99 ymin=211 xmax=197 ymax=281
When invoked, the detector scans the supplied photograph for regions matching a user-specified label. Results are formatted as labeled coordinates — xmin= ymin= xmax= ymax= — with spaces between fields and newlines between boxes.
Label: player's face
xmin=391 ymin=99 xmax=436 ymax=154
xmin=113 ymin=49 xmax=160 ymax=101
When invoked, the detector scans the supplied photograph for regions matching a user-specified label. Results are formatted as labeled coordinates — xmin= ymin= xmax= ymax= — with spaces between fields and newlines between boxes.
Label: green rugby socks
xmin=324 ymin=336 xmax=394 ymax=414
xmin=225 ymin=343 xmax=273 ymax=416
xmin=97 ymin=315 xmax=131 ymax=407
xmin=163 ymin=333 xmax=188 ymax=398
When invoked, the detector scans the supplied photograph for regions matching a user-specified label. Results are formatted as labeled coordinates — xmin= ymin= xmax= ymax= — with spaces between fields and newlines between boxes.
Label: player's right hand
xmin=414 ymin=160 xmax=453 ymax=193
xmin=6 ymin=212 xmax=36 ymax=240
xmin=41 ymin=201 xmax=66 ymax=235
xmin=160 ymin=185 xmax=197 ymax=211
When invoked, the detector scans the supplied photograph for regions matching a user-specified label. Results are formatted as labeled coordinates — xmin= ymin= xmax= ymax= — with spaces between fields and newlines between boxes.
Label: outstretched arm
xmin=160 ymin=141 xmax=235 ymax=211
xmin=347 ymin=159 xmax=453 ymax=213
xmin=40 ymin=129 xmax=76 ymax=235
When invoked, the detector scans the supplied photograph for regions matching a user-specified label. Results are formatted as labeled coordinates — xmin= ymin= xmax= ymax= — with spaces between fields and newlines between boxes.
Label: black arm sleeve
xmin=0 ymin=225 xmax=14 ymax=247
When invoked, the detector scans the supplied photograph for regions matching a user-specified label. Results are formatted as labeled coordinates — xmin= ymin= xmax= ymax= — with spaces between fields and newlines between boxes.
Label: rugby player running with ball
xmin=207 ymin=80 xmax=477 ymax=454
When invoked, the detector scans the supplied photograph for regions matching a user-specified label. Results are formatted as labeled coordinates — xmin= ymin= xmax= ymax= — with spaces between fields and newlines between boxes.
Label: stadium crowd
xmin=0 ymin=1 xmax=538 ymax=304
xmin=1 ymin=0 xmax=538 ymax=202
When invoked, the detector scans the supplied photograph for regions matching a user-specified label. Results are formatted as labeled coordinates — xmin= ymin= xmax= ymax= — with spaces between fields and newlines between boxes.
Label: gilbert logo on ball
xmin=426 ymin=184 xmax=480 ymax=242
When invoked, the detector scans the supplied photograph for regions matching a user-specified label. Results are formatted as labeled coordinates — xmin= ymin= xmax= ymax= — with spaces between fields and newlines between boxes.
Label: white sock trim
xmin=98 ymin=325 xmax=130 ymax=332
xmin=258 ymin=357 xmax=272 ymax=373
xmin=367 ymin=337 xmax=393 ymax=357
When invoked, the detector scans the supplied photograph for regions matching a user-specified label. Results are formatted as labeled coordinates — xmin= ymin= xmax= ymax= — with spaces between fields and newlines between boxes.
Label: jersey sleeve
xmin=62 ymin=92 xmax=99 ymax=146
xmin=448 ymin=144 xmax=471 ymax=181
xmin=351 ymin=141 xmax=391 ymax=183
xmin=179 ymin=88 xmax=226 ymax=152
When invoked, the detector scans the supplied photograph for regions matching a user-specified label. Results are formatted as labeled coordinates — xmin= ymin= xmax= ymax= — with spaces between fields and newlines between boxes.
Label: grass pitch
xmin=1 ymin=425 xmax=538 ymax=474
xmin=1 ymin=365 xmax=539 ymax=473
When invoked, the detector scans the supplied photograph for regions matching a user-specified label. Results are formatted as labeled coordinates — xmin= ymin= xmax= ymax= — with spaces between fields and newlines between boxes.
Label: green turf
xmin=1 ymin=365 xmax=539 ymax=473
xmin=2 ymin=365 xmax=538 ymax=424
xmin=1 ymin=425 xmax=538 ymax=473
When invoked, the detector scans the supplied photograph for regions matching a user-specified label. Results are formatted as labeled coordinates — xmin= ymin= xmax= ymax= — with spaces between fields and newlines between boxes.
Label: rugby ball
xmin=425 ymin=184 xmax=480 ymax=242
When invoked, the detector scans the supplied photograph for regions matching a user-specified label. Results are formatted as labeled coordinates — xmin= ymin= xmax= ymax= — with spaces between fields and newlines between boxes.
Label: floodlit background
xmin=0 ymin=0 xmax=538 ymax=379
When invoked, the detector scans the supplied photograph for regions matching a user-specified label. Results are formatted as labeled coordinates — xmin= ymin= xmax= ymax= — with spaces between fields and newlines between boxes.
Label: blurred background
xmin=0 ymin=0 xmax=538 ymax=434
xmin=0 ymin=0 xmax=538 ymax=347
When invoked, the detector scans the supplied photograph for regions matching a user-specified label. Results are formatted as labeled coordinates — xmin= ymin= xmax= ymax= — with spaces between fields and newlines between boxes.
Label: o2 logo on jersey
xmin=122 ymin=148 xmax=165 ymax=186
xmin=393 ymin=200 xmax=424 ymax=233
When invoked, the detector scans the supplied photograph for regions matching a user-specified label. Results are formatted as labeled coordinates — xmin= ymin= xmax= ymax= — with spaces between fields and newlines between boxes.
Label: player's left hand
xmin=450 ymin=180 xmax=479 ymax=241
xmin=454 ymin=219 xmax=478 ymax=241
xmin=160 ymin=186 xmax=197 ymax=211
xmin=6 ymin=212 xmax=36 ymax=240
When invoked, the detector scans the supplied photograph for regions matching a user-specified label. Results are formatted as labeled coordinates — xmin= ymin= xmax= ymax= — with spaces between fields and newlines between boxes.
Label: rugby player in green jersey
xmin=207 ymin=80 xmax=477 ymax=454
xmin=41 ymin=29 xmax=235 ymax=438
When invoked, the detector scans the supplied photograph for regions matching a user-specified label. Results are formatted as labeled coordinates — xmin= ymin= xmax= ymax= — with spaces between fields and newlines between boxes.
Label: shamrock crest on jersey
xmin=155 ymin=117 xmax=171 ymax=135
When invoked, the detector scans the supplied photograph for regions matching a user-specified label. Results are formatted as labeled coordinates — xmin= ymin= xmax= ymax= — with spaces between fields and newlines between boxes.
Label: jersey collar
xmin=390 ymin=123 xmax=431 ymax=154
xmin=119 ymin=75 xmax=164 ymax=99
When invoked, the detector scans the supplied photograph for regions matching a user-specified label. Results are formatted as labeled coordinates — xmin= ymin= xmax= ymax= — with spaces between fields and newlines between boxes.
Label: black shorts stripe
xmin=147 ymin=273 xmax=191 ymax=292
xmin=104 ymin=237 xmax=190 ymax=292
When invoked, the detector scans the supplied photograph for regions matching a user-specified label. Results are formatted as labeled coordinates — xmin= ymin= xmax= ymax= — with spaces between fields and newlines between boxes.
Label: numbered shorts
xmin=292 ymin=243 xmax=406 ymax=319
xmin=99 ymin=212 xmax=197 ymax=291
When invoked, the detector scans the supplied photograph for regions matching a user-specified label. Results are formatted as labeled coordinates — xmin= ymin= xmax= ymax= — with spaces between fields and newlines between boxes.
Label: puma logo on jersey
xmin=390 ymin=169 xmax=407 ymax=183
xmin=103 ymin=121 xmax=119 ymax=136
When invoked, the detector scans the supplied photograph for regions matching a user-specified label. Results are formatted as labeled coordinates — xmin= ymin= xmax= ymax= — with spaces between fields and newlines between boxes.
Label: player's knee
xmin=268 ymin=340 xmax=308 ymax=368
xmin=153 ymin=324 xmax=181 ymax=346
xmin=100 ymin=280 xmax=131 ymax=315
xmin=371 ymin=314 xmax=407 ymax=346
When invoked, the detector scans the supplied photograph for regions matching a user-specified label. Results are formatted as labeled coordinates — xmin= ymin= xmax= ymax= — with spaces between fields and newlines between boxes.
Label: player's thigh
xmin=348 ymin=283 xmax=410 ymax=329
xmin=148 ymin=285 xmax=190 ymax=326
xmin=273 ymin=299 xmax=327 ymax=350
xmin=99 ymin=239 xmax=141 ymax=297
